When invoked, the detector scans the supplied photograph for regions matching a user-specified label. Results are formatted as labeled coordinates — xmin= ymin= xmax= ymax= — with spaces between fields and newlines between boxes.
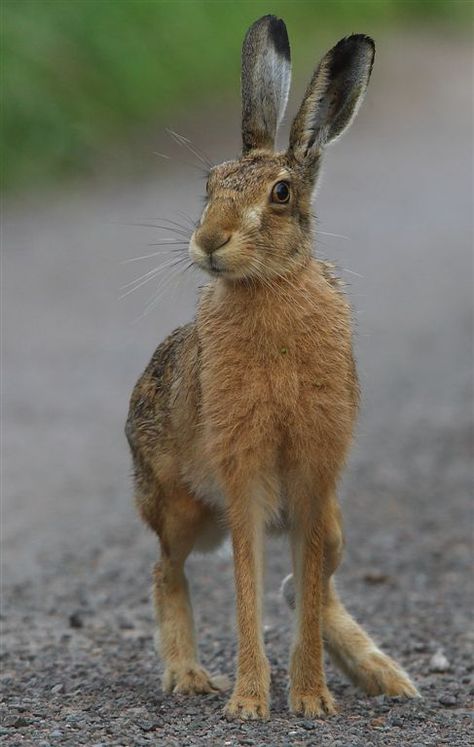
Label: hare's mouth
xmin=208 ymin=255 xmax=230 ymax=275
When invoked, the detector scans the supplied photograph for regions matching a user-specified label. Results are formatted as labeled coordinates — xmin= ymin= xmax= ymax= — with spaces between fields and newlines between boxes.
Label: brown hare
xmin=126 ymin=14 xmax=419 ymax=721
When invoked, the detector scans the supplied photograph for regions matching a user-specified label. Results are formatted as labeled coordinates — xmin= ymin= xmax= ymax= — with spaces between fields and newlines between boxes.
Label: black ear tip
xmin=247 ymin=14 xmax=290 ymax=61
xmin=349 ymin=33 xmax=375 ymax=48
xmin=336 ymin=34 xmax=375 ymax=56
xmin=267 ymin=16 xmax=290 ymax=60
xmin=330 ymin=34 xmax=375 ymax=77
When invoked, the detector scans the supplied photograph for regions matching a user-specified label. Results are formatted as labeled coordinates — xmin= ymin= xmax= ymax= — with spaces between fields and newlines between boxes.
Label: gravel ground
xmin=2 ymin=34 xmax=473 ymax=746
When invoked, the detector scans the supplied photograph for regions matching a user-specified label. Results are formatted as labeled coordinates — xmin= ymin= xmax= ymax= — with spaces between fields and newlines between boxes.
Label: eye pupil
xmin=272 ymin=181 xmax=290 ymax=203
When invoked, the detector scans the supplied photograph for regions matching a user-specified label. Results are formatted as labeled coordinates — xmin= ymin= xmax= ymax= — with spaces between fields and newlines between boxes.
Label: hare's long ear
xmin=241 ymin=15 xmax=291 ymax=153
xmin=288 ymin=35 xmax=374 ymax=169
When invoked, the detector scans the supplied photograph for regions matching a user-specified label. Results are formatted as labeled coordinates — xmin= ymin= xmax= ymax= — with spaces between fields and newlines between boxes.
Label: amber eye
xmin=271 ymin=180 xmax=290 ymax=204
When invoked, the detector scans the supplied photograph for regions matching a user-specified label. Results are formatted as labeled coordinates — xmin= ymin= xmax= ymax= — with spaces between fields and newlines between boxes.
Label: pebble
xmin=390 ymin=716 xmax=404 ymax=726
xmin=69 ymin=611 xmax=84 ymax=629
xmin=51 ymin=684 xmax=64 ymax=694
xmin=439 ymin=692 xmax=457 ymax=707
xmin=299 ymin=719 xmax=316 ymax=730
xmin=363 ymin=570 xmax=390 ymax=584
xmin=430 ymin=650 xmax=450 ymax=673
xmin=12 ymin=716 xmax=29 ymax=728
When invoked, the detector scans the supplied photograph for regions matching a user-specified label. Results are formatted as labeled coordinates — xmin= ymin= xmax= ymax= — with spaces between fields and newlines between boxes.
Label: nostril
xmin=196 ymin=230 xmax=232 ymax=254
xmin=216 ymin=235 xmax=231 ymax=250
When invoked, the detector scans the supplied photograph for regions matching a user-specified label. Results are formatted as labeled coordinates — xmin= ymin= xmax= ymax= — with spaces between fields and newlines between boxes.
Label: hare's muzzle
xmin=189 ymin=230 xmax=233 ymax=276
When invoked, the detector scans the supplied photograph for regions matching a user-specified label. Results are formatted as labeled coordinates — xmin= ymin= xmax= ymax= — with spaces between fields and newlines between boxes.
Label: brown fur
xmin=126 ymin=16 xmax=418 ymax=720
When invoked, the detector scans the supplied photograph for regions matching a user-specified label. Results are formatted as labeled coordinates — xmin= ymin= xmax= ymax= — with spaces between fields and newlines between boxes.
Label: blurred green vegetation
xmin=2 ymin=0 xmax=470 ymax=192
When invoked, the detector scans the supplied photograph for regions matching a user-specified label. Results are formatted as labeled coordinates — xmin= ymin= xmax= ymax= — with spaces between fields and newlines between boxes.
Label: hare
xmin=126 ymin=15 xmax=419 ymax=720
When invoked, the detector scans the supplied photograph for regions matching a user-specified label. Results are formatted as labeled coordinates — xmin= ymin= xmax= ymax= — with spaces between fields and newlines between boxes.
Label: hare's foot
xmin=289 ymin=685 xmax=337 ymax=718
xmin=163 ymin=664 xmax=228 ymax=695
xmin=355 ymin=651 xmax=420 ymax=697
xmin=224 ymin=692 xmax=270 ymax=721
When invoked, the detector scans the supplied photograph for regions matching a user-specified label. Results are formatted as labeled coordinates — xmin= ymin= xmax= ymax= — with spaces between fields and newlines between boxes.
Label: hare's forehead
xmin=209 ymin=156 xmax=288 ymax=193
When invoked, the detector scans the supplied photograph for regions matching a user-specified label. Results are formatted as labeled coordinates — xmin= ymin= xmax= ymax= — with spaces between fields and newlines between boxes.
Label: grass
xmin=2 ymin=0 xmax=470 ymax=192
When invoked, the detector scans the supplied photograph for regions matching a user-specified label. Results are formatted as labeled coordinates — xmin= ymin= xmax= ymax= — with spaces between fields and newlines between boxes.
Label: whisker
xmin=121 ymin=247 xmax=187 ymax=264
xmin=316 ymin=230 xmax=350 ymax=240
xmin=142 ymin=262 xmax=194 ymax=317
xmin=147 ymin=240 xmax=188 ymax=247
xmin=133 ymin=222 xmax=191 ymax=237
xmin=120 ymin=256 xmax=188 ymax=297
xmin=166 ymin=128 xmax=213 ymax=169
xmin=153 ymin=151 xmax=208 ymax=174
xmin=341 ymin=267 xmax=364 ymax=278
xmin=152 ymin=216 xmax=194 ymax=233
xmin=175 ymin=210 xmax=199 ymax=230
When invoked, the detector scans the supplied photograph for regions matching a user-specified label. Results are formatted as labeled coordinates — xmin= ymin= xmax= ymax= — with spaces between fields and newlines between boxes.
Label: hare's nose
xmin=194 ymin=229 xmax=231 ymax=255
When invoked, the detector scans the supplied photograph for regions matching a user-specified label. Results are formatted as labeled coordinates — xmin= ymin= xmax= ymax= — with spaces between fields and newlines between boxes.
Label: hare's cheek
xmin=242 ymin=206 xmax=263 ymax=231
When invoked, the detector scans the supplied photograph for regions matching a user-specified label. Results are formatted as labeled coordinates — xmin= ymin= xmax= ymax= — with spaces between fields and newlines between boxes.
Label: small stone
xmin=138 ymin=719 xmax=159 ymax=732
xmin=12 ymin=716 xmax=29 ymax=728
xmin=439 ymin=693 xmax=457 ymax=706
xmin=363 ymin=570 xmax=390 ymax=584
xmin=370 ymin=716 xmax=385 ymax=728
xmin=69 ymin=611 xmax=84 ymax=628
xmin=299 ymin=720 xmax=316 ymax=730
xmin=50 ymin=730 xmax=62 ymax=738
xmin=390 ymin=716 xmax=403 ymax=726
xmin=413 ymin=641 xmax=428 ymax=652
xmin=118 ymin=617 xmax=135 ymax=630
xmin=429 ymin=650 xmax=450 ymax=673
xmin=51 ymin=683 xmax=64 ymax=694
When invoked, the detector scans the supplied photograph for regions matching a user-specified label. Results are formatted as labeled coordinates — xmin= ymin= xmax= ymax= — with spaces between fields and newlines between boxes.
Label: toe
xmin=290 ymin=688 xmax=337 ymax=718
xmin=224 ymin=695 xmax=270 ymax=721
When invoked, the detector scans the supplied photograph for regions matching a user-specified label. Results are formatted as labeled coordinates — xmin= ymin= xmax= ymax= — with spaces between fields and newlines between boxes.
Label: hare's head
xmin=190 ymin=15 xmax=375 ymax=282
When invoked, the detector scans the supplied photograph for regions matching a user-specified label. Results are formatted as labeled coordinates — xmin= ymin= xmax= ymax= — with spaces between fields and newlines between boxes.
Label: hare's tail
xmin=281 ymin=574 xmax=419 ymax=697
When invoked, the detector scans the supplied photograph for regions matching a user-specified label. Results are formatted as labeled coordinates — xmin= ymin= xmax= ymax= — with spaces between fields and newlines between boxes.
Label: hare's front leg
xmin=224 ymin=491 xmax=270 ymax=720
xmin=289 ymin=493 xmax=337 ymax=718
xmin=146 ymin=483 xmax=223 ymax=695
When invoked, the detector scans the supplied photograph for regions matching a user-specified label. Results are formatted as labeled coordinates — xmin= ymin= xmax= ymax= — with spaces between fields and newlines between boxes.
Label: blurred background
xmin=2 ymin=2 xmax=473 ymax=745
xmin=3 ymin=0 xmax=470 ymax=192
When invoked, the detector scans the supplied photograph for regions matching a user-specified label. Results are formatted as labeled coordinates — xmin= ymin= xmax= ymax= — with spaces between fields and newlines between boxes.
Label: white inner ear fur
xmin=251 ymin=46 xmax=291 ymax=140
xmin=266 ymin=47 xmax=291 ymax=129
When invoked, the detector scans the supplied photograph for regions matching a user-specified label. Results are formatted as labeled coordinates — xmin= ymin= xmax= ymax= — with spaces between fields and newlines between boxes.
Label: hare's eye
xmin=271 ymin=181 xmax=290 ymax=204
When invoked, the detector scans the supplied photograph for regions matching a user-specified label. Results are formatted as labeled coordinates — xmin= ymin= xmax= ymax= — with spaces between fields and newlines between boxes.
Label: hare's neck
xmin=200 ymin=259 xmax=326 ymax=335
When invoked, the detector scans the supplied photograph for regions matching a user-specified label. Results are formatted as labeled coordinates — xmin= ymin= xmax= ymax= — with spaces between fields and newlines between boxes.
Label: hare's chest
xmin=200 ymin=331 xmax=335 ymax=437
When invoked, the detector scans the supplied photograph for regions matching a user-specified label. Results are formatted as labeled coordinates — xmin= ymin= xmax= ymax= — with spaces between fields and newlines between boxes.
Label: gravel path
xmin=2 ymin=34 xmax=472 ymax=746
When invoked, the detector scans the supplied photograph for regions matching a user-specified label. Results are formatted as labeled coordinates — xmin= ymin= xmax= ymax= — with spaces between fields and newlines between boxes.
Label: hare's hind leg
xmin=137 ymin=481 xmax=226 ymax=695
xmin=321 ymin=494 xmax=419 ymax=697
xmin=323 ymin=581 xmax=419 ymax=697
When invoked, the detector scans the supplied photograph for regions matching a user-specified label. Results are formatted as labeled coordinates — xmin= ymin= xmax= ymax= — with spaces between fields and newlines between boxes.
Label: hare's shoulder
xmin=126 ymin=322 xmax=198 ymax=449
xmin=146 ymin=322 xmax=198 ymax=385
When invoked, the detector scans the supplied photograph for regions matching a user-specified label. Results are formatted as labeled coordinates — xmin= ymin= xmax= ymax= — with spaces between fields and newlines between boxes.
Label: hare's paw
xmin=356 ymin=651 xmax=420 ymax=698
xmin=289 ymin=686 xmax=337 ymax=718
xmin=224 ymin=693 xmax=270 ymax=721
xmin=163 ymin=665 xmax=229 ymax=695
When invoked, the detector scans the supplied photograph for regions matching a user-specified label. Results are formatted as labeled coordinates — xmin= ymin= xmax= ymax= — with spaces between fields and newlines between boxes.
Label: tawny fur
xmin=126 ymin=15 xmax=419 ymax=721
